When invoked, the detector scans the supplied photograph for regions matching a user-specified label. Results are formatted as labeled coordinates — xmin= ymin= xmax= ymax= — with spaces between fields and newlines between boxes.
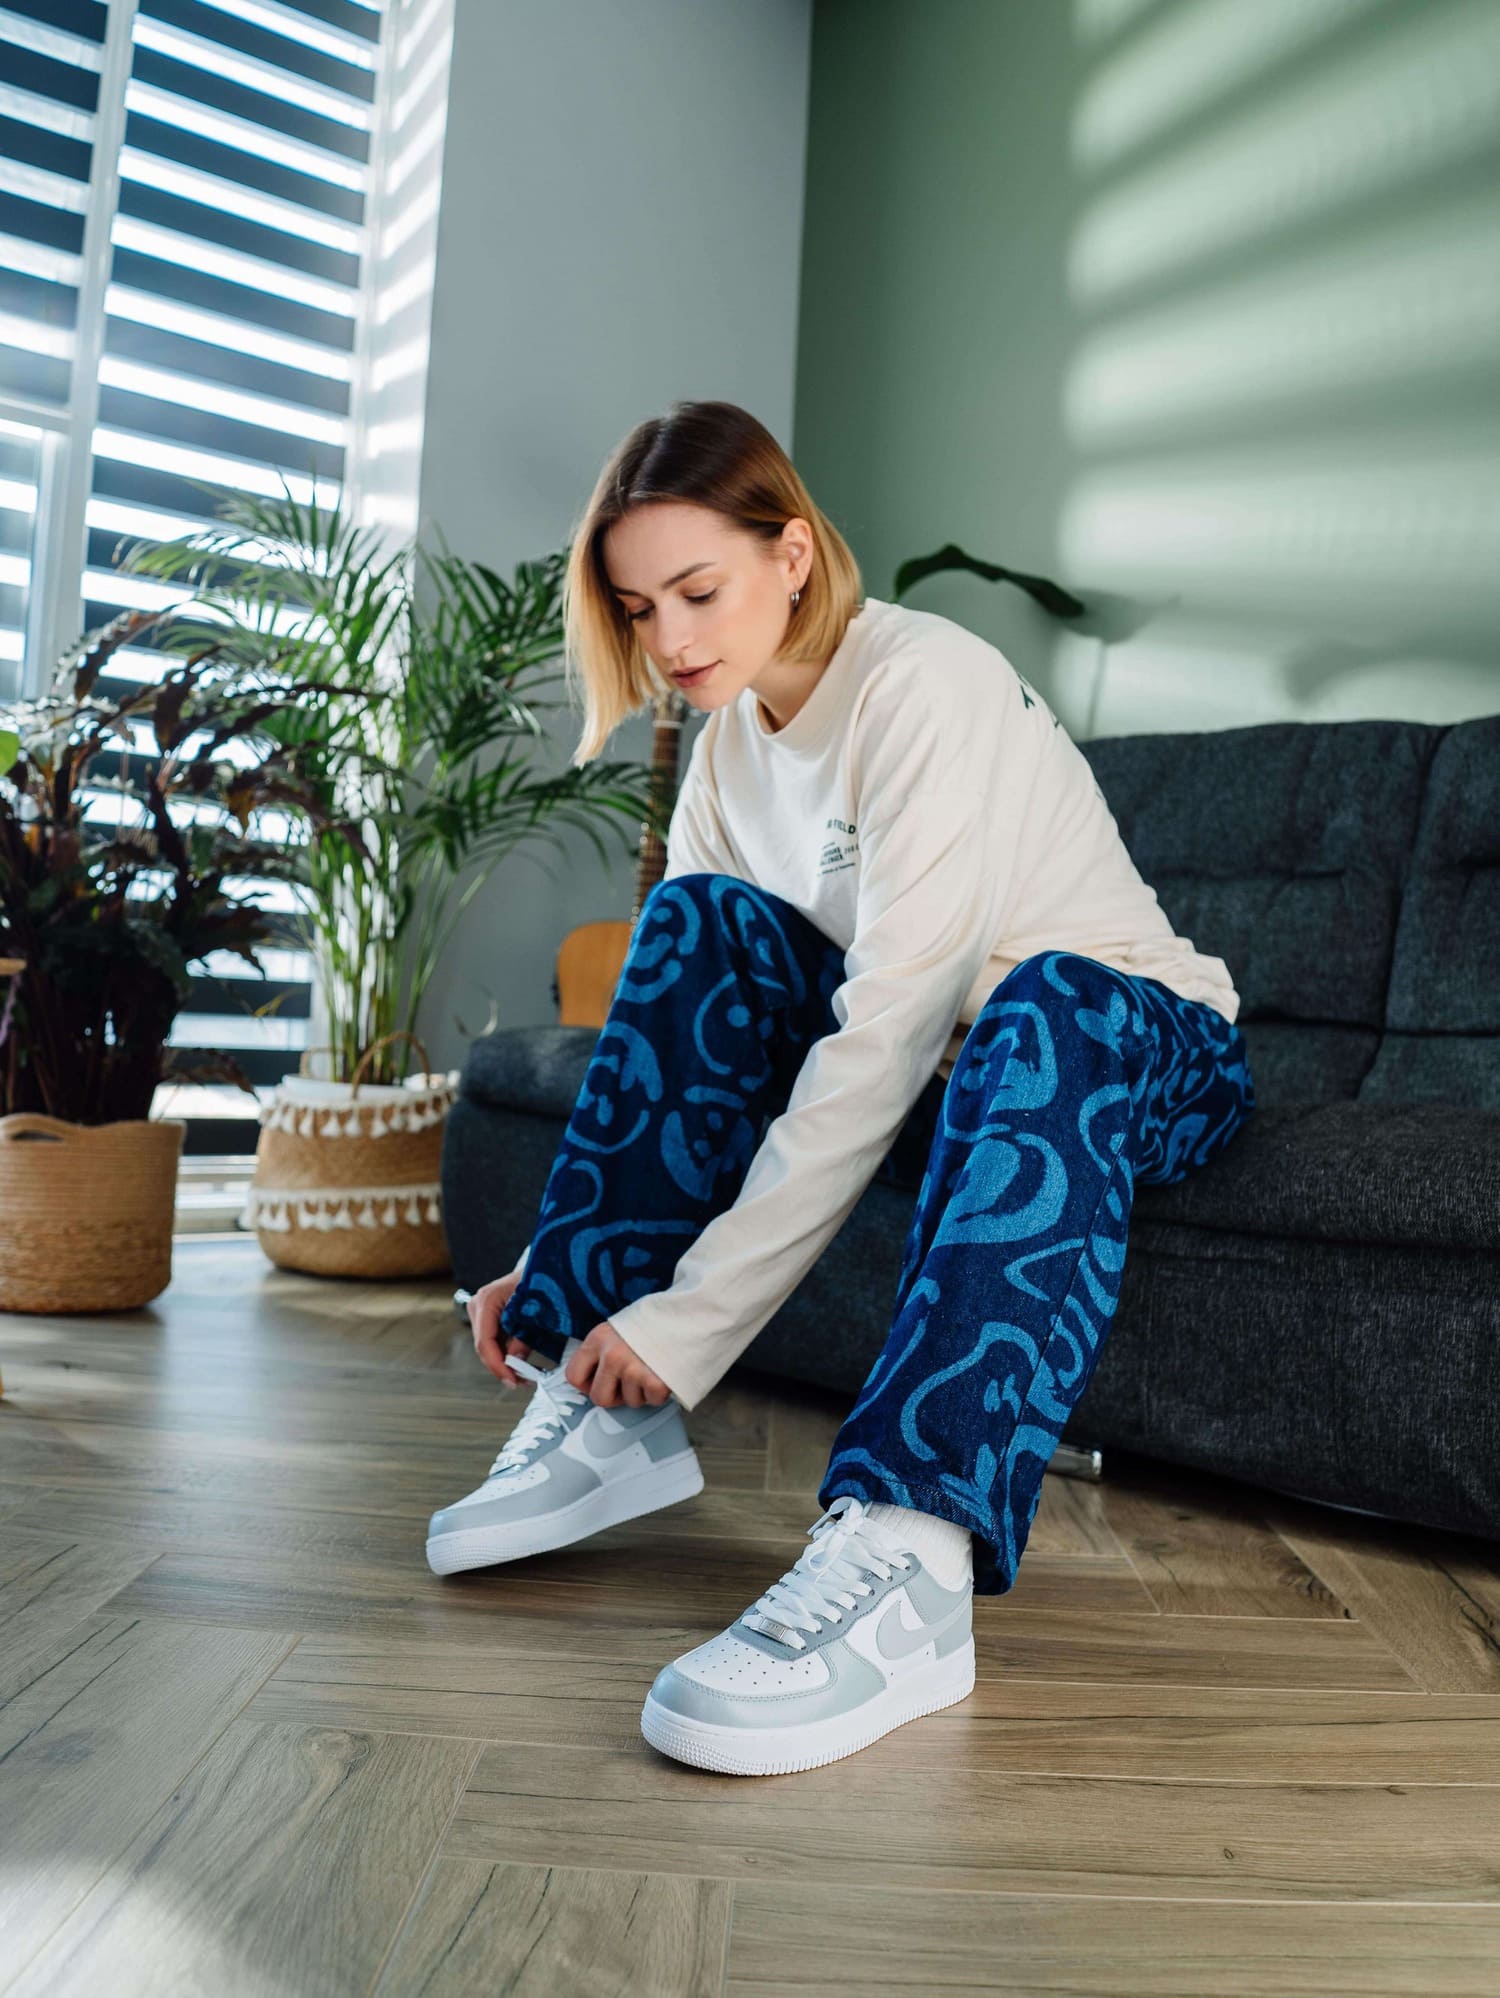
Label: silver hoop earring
xmin=790 ymin=588 xmax=801 ymax=608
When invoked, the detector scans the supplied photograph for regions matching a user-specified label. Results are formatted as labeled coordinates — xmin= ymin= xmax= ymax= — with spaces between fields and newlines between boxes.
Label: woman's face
xmin=602 ymin=501 xmax=812 ymax=712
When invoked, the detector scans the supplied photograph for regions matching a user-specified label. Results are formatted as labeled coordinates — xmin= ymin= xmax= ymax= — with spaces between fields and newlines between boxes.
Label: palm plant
xmin=119 ymin=486 xmax=657 ymax=1084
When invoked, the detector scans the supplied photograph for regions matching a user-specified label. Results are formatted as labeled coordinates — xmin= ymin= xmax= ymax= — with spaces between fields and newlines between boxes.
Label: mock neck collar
xmin=743 ymin=597 xmax=877 ymax=750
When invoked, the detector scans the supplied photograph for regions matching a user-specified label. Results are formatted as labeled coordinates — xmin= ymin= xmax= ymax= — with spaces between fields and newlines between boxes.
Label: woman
xmin=426 ymin=400 xmax=1256 ymax=1777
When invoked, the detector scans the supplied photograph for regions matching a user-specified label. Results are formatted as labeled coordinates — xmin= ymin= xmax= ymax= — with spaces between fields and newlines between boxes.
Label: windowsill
xmin=175 ymin=1156 xmax=256 ymax=1235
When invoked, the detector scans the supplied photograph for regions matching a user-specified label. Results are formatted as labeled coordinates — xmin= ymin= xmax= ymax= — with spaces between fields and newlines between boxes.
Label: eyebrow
xmin=609 ymin=560 xmax=716 ymax=599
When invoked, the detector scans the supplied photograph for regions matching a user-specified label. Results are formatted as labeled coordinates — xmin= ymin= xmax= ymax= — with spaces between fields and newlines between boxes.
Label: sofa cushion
xmin=460 ymin=1024 xmax=954 ymax=1195
xmin=461 ymin=1023 xmax=596 ymax=1118
xmin=1358 ymin=1032 xmax=1500 ymax=1113
xmin=461 ymin=1024 xmax=1498 ymax=1254
xmin=1084 ymin=1219 xmax=1500 ymax=1541
xmin=1383 ymin=714 xmax=1500 ymax=1033
xmin=1357 ymin=715 xmax=1500 ymax=1111
xmin=1080 ymin=719 xmax=1434 ymax=1039
xmin=1136 ymin=1101 xmax=1500 ymax=1252
xmin=1236 ymin=1021 xmax=1379 ymax=1108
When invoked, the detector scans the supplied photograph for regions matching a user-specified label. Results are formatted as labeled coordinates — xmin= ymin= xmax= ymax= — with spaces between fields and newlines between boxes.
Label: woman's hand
xmin=465 ymin=1268 xmax=534 ymax=1387
xmin=565 ymin=1322 xmax=672 ymax=1409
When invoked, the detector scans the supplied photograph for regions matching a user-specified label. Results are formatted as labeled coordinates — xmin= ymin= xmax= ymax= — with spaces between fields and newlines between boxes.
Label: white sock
xmin=861 ymin=1500 xmax=973 ymax=1590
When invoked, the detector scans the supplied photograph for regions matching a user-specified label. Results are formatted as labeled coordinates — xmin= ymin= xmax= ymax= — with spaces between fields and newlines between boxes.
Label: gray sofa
xmin=442 ymin=714 xmax=1500 ymax=1544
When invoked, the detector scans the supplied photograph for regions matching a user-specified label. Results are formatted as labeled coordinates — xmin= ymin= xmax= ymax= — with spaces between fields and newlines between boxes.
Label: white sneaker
xmin=640 ymin=1494 xmax=975 ymax=1775
xmin=425 ymin=1354 xmax=704 ymax=1575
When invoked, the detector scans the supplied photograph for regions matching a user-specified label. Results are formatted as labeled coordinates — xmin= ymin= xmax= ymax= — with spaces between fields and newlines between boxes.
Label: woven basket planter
xmin=243 ymin=1032 xmax=456 ymax=1279
xmin=0 ymin=1114 xmax=186 ymax=1312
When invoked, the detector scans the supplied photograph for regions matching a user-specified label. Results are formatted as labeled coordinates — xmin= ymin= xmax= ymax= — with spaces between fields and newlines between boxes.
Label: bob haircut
xmin=562 ymin=399 xmax=864 ymax=765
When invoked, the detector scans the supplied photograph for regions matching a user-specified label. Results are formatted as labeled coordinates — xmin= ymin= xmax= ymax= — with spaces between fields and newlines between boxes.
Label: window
xmin=1 ymin=0 xmax=385 ymax=1152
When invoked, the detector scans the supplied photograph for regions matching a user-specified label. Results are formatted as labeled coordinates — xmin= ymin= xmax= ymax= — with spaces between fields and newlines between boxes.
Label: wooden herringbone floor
xmin=2 ymin=1236 xmax=1498 ymax=1996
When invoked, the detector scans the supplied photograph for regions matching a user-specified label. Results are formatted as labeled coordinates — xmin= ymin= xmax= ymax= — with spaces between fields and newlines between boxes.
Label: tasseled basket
xmin=244 ymin=1031 xmax=456 ymax=1278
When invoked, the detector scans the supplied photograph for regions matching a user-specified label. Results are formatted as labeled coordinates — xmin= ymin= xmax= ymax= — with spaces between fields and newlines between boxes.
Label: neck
xmin=752 ymin=653 xmax=830 ymax=733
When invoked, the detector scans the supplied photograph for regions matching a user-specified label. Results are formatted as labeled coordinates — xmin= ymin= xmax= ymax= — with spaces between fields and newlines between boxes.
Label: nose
xmin=654 ymin=603 xmax=701 ymax=664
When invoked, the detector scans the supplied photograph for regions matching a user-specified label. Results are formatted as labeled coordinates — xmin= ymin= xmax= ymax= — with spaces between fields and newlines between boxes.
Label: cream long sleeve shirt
xmin=569 ymin=595 xmax=1238 ymax=1411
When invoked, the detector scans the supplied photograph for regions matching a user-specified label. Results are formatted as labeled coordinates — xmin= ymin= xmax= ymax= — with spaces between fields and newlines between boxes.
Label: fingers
xmin=587 ymin=1332 xmax=624 ymax=1408
xmin=465 ymin=1288 xmax=500 ymax=1369
xmin=556 ymin=1325 xmax=671 ymax=1410
xmin=601 ymin=1360 xmax=669 ymax=1408
xmin=582 ymin=1348 xmax=669 ymax=1410
xmin=468 ymin=1277 xmax=521 ymax=1387
xmin=493 ymin=1333 xmax=531 ymax=1385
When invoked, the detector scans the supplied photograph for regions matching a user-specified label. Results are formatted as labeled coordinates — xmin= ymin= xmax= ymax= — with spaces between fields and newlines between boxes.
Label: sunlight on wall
xmin=1066 ymin=194 xmax=1499 ymax=440
xmin=1069 ymin=1 xmax=1500 ymax=304
xmin=1074 ymin=0 xmax=1384 ymax=175
xmin=1057 ymin=0 xmax=1500 ymax=732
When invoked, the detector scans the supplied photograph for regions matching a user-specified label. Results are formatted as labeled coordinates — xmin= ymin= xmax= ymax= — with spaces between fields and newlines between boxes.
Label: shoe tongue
xmin=810 ymin=1517 xmax=864 ymax=1568
xmin=542 ymin=1364 xmax=586 ymax=1402
xmin=508 ymin=1356 xmax=582 ymax=1400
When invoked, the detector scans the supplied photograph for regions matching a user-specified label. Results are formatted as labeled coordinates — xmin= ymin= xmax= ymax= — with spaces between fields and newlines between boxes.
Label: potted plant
xmin=0 ymin=608 xmax=356 ymax=1311
xmin=118 ymin=484 xmax=655 ymax=1277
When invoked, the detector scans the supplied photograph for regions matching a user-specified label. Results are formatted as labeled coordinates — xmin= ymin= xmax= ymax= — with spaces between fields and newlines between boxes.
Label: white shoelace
xmin=485 ymin=1354 xmax=590 ymax=1480
xmin=742 ymin=1495 xmax=911 ymax=1649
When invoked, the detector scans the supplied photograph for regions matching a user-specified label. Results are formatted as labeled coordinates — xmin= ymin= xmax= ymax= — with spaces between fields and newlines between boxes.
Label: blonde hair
xmin=562 ymin=400 xmax=863 ymax=765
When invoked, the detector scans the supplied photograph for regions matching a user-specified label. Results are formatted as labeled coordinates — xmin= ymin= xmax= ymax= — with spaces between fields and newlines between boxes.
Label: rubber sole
xmin=640 ymin=1635 xmax=977 ymax=1776
xmin=425 ymin=1447 xmax=705 ymax=1575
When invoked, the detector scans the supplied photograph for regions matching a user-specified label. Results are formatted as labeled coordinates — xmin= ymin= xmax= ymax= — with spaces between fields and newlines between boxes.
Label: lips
xmin=673 ymin=662 xmax=718 ymax=683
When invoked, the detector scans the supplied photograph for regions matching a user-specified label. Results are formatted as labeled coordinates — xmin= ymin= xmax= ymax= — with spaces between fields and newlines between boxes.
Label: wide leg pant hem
xmin=518 ymin=1326 xmax=568 ymax=1366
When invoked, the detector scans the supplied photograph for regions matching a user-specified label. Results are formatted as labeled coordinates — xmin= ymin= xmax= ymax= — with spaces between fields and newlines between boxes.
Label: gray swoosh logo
xmin=875 ymin=1596 xmax=963 ymax=1662
xmin=578 ymin=1408 xmax=675 ymax=1460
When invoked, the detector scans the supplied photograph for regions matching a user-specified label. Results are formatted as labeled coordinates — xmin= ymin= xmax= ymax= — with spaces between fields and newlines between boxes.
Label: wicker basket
xmin=244 ymin=1032 xmax=456 ymax=1278
xmin=0 ymin=1114 xmax=186 ymax=1312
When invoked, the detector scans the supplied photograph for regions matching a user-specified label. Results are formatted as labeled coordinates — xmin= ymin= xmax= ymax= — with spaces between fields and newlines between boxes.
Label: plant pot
xmin=0 ymin=1114 xmax=186 ymax=1312
xmin=243 ymin=1032 xmax=456 ymax=1279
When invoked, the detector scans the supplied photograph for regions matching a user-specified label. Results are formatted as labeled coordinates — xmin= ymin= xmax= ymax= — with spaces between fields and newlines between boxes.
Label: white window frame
xmin=5 ymin=0 xmax=138 ymax=698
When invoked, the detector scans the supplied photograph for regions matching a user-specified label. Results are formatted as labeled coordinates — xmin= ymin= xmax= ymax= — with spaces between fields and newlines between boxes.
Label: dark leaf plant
xmin=0 ymin=608 xmax=361 ymax=1124
xmin=893 ymin=543 xmax=1087 ymax=620
xmin=117 ymin=484 xmax=655 ymax=1084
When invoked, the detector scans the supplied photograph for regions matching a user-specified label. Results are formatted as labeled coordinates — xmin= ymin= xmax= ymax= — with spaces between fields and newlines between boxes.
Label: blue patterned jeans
xmin=500 ymin=872 xmax=1256 ymax=1596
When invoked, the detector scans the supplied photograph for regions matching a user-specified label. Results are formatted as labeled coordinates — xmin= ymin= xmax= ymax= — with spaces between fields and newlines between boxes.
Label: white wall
xmin=414 ymin=0 xmax=812 ymax=1072
xmin=348 ymin=0 xmax=454 ymax=545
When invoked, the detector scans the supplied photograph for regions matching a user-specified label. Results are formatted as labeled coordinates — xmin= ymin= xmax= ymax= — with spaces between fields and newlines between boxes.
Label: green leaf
xmin=891 ymin=542 xmax=1087 ymax=621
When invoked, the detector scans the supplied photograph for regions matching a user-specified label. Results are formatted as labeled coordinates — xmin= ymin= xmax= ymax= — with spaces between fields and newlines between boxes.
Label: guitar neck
xmin=631 ymin=691 xmax=689 ymax=922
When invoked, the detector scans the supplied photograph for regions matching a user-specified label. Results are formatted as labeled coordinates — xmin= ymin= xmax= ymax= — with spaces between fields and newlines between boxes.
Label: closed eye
xmin=626 ymin=590 xmax=716 ymax=623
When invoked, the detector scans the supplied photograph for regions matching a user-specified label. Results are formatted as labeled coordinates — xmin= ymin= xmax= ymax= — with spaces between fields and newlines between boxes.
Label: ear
xmin=779 ymin=515 xmax=814 ymax=587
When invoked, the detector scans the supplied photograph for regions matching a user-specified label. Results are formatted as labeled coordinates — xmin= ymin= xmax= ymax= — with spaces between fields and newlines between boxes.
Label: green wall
xmin=794 ymin=0 xmax=1500 ymax=736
